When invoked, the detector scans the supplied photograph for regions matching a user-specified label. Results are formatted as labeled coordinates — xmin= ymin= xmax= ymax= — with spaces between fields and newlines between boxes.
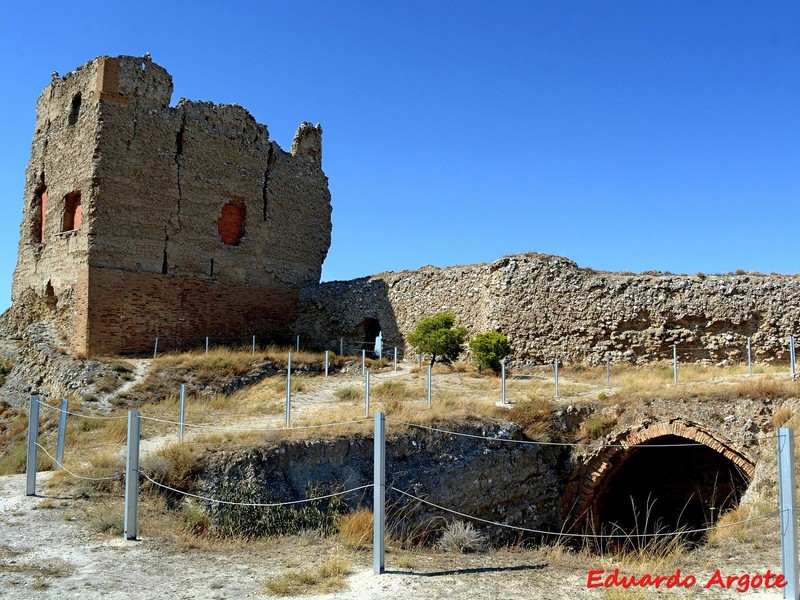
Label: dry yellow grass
xmin=338 ymin=508 xmax=374 ymax=549
xmin=264 ymin=554 xmax=352 ymax=596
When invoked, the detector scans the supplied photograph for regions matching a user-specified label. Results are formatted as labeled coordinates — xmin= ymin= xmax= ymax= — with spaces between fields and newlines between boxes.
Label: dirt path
xmin=97 ymin=359 xmax=151 ymax=412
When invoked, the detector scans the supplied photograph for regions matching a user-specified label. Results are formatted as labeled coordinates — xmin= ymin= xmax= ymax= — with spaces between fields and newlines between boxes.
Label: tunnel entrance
xmin=565 ymin=419 xmax=755 ymax=549
xmin=591 ymin=435 xmax=750 ymax=544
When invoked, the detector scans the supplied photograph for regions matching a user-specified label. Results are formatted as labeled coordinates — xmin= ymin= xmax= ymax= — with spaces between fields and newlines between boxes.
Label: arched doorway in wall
xmin=564 ymin=419 xmax=755 ymax=547
xmin=354 ymin=317 xmax=381 ymax=355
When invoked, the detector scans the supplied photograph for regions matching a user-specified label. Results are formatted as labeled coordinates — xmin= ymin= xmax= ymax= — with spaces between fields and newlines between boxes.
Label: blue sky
xmin=1 ymin=1 xmax=798 ymax=312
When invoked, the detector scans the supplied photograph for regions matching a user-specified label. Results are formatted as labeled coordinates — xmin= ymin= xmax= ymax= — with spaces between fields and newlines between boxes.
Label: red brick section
xmin=94 ymin=57 xmax=127 ymax=104
xmin=63 ymin=192 xmax=82 ymax=231
xmin=218 ymin=203 xmax=244 ymax=245
xmin=79 ymin=266 xmax=298 ymax=355
xmin=563 ymin=418 xmax=756 ymax=529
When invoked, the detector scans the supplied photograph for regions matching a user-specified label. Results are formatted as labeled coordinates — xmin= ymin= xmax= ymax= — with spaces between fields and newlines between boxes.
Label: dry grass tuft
xmin=581 ymin=413 xmax=617 ymax=440
xmin=338 ymin=508 xmax=373 ymax=549
xmin=265 ymin=554 xmax=351 ymax=596
xmin=142 ymin=441 xmax=207 ymax=491
xmin=772 ymin=405 xmax=793 ymax=429
xmin=508 ymin=399 xmax=557 ymax=441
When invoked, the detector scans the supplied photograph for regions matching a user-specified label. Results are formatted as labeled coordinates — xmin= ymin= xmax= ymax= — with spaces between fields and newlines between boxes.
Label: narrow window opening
xmin=44 ymin=281 xmax=57 ymax=309
xmin=31 ymin=185 xmax=47 ymax=245
xmin=68 ymin=92 xmax=81 ymax=126
xmin=63 ymin=192 xmax=82 ymax=231
xmin=218 ymin=202 xmax=245 ymax=246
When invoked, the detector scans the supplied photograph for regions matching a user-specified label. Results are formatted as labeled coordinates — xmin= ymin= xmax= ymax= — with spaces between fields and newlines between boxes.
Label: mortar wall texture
xmin=297 ymin=253 xmax=800 ymax=364
xmin=11 ymin=55 xmax=331 ymax=355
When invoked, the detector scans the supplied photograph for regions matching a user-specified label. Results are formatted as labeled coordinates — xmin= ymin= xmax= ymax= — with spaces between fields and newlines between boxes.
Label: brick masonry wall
xmin=10 ymin=55 xmax=331 ymax=356
xmin=83 ymin=267 xmax=299 ymax=355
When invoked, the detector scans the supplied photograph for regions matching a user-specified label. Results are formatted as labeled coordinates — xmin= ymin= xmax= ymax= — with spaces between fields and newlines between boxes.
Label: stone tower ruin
xmin=11 ymin=55 xmax=332 ymax=355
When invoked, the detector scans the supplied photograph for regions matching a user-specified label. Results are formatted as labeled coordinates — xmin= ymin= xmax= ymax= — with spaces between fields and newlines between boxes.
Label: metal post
xmin=373 ymin=412 xmax=386 ymax=574
xmin=362 ymin=350 xmax=366 ymax=375
xmin=554 ymin=358 xmax=559 ymax=399
xmin=778 ymin=428 xmax=798 ymax=599
xmin=365 ymin=370 xmax=371 ymax=417
xmin=296 ymin=335 xmax=300 ymax=352
xmin=324 ymin=350 xmax=329 ymax=379
xmin=747 ymin=337 xmax=752 ymax=376
xmin=606 ymin=355 xmax=611 ymax=386
xmin=178 ymin=384 xmax=186 ymax=442
xmin=340 ymin=337 xmax=344 ymax=356
xmin=25 ymin=395 xmax=40 ymax=496
xmin=427 ymin=364 xmax=432 ymax=408
xmin=501 ymin=359 xmax=506 ymax=405
xmin=55 ymin=398 xmax=68 ymax=469
xmin=791 ymin=336 xmax=796 ymax=379
xmin=252 ymin=334 xmax=256 ymax=354
xmin=393 ymin=347 xmax=398 ymax=372
xmin=285 ymin=352 xmax=292 ymax=427
xmin=153 ymin=336 xmax=159 ymax=359
xmin=418 ymin=354 xmax=422 ymax=369
xmin=673 ymin=345 xmax=678 ymax=384
xmin=124 ymin=410 xmax=141 ymax=541
xmin=205 ymin=336 xmax=209 ymax=354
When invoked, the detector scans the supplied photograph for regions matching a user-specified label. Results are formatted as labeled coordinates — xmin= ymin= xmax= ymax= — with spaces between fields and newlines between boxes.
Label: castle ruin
xmin=11 ymin=55 xmax=331 ymax=356
xmin=9 ymin=55 xmax=800 ymax=366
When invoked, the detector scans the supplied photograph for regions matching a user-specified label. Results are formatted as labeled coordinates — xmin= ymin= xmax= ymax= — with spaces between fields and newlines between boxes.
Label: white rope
xmin=142 ymin=472 xmax=372 ymax=507
xmin=390 ymin=486 xmax=781 ymax=539
xmin=34 ymin=443 xmax=122 ymax=481
xmin=37 ymin=401 xmax=127 ymax=421
xmin=139 ymin=415 xmax=371 ymax=432
xmin=387 ymin=420 xmax=711 ymax=448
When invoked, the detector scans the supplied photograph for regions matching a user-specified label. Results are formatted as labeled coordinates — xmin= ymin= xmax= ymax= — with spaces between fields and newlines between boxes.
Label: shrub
xmin=469 ymin=331 xmax=511 ymax=373
xmin=334 ymin=386 xmax=361 ymax=401
xmin=408 ymin=311 xmax=467 ymax=366
xmin=216 ymin=481 xmax=345 ymax=538
xmin=436 ymin=520 xmax=486 ymax=553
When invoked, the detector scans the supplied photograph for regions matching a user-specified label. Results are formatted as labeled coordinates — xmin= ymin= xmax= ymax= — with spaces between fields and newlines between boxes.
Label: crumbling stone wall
xmin=297 ymin=253 xmax=800 ymax=364
xmin=11 ymin=55 xmax=331 ymax=355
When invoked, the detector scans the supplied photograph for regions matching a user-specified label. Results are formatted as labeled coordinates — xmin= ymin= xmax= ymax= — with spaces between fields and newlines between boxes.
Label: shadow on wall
xmin=296 ymin=278 xmax=402 ymax=356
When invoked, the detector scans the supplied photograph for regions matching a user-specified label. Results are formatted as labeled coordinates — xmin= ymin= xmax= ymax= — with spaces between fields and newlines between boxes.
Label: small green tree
xmin=408 ymin=311 xmax=467 ymax=366
xmin=469 ymin=331 xmax=511 ymax=373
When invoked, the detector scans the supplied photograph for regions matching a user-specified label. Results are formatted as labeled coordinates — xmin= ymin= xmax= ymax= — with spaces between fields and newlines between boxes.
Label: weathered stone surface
xmin=201 ymin=422 xmax=570 ymax=544
xmin=298 ymin=253 xmax=800 ymax=364
xmin=11 ymin=55 xmax=331 ymax=356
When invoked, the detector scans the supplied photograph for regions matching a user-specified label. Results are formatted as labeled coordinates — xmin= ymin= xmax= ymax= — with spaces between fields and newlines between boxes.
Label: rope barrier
xmin=387 ymin=420 xmax=712 ymax=448
xmin=390 ymin=486 xmax=781 ymax=539
xmin=142 ymin=472 xmax=372 ymax=507
xmin=34 ymin=443 xmax=123 ymax=482
xmin=139 ymin=415 xmax=371 ymax=432
xmin=37 ymin=401 xmax=127 ymax=421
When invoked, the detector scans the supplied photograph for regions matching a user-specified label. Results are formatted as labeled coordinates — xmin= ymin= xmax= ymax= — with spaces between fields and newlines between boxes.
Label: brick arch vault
xmin=562 ymin=418 xmax=756 ymax=541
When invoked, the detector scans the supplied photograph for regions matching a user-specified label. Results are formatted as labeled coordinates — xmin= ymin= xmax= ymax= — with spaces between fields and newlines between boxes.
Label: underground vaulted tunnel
xmin=568 ymin=421 xmax=755 ymax=547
